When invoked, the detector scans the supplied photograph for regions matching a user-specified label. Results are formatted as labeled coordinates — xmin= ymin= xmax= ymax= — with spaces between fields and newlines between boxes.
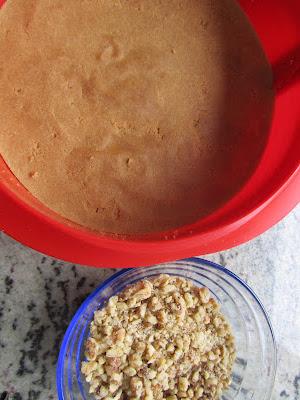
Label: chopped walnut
xmin=82 ymin=275 xmax=236 ymax=400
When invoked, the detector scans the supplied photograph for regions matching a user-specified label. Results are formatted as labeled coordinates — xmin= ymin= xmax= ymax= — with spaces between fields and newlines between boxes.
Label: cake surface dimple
xmin=0 ymin=0 xmax=274 ymax=235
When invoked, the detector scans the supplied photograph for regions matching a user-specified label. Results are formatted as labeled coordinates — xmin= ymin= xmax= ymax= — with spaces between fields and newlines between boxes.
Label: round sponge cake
xmin=0 ymin=0 xmax=274 ymax=235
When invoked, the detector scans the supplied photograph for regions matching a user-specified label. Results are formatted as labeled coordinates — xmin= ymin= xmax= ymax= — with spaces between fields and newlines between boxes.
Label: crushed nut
xmin=82 ymin=275 xmax=236 ymax=400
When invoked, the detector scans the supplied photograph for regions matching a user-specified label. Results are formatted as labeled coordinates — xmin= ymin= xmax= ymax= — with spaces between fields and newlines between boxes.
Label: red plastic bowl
xmin=0 ymin=0 xmax=299 ymax=267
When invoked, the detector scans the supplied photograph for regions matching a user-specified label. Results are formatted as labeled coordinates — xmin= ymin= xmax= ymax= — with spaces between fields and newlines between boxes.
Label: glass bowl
xmin=57 ymin=258 xmax=277 ymax=400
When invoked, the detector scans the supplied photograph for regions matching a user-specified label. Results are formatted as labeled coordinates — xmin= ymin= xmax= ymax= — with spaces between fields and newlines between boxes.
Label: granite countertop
xmin=0 ymin=206 xmax=299 ymax=400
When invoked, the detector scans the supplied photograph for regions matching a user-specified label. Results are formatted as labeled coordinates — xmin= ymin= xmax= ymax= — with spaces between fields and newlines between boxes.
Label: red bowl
xmin=0 ymin=0 xmax=299 ymax=267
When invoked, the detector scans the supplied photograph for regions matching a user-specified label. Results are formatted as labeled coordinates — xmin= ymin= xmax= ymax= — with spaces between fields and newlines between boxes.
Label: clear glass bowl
xmin=57 ymin=258 xmax=277 ymax=400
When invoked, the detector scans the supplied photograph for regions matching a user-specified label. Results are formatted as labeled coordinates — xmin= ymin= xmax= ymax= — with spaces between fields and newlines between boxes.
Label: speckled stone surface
xmin=0 ymin=206 xmax=299 ymax=400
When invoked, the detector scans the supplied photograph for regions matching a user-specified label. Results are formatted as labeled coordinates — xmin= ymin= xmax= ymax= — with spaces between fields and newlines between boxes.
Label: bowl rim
xmin=1 ymin=162 xmax=299 ymax=267
xmin=56 ymin=257 xmax=277 ymax=400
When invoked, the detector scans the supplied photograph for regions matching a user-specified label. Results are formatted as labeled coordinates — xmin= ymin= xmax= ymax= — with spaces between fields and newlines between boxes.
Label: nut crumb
xmin=82 ymin=275 xmax=236 ymax=400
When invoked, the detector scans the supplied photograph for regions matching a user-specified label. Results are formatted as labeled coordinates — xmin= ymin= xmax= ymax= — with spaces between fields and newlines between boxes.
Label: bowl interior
xmin=57 ymin=259 xmax=277 ymax=400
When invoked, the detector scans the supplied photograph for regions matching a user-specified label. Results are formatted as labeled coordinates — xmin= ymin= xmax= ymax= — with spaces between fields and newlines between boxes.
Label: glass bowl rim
xmin=56 ymin=257 xmax=277 ymax=399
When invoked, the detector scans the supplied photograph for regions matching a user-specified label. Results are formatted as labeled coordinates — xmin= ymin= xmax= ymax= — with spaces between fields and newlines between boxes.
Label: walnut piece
xmin=82 ymin=275 xmax=236 ymax=400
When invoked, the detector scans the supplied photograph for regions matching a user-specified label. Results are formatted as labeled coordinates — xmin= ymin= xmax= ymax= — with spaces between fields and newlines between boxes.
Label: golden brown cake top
xmin=0 ymin=0 xmax=274 ymax=235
